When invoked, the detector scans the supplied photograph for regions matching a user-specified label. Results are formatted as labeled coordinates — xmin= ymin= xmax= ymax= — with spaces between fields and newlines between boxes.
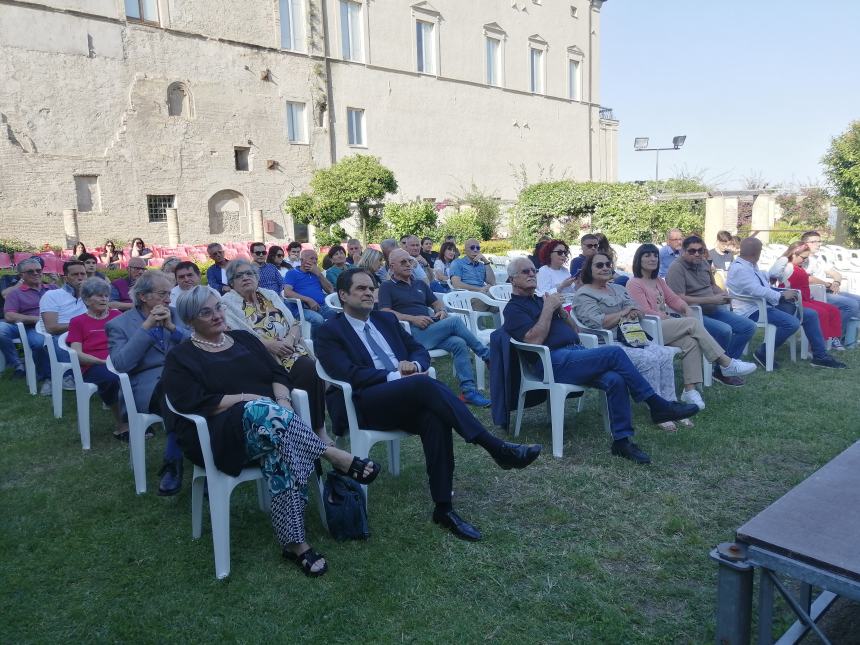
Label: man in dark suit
xmin=316 ymin=268 xmax=541 ymax=541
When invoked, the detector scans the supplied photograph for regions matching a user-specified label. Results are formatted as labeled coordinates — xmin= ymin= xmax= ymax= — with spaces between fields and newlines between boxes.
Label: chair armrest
xmin=579 ymin=333 xmax=600 ymax=349
xmin=164 ymin=395 xmax=213 ymax=459
xmin=510 ymin=338 xmax=553 ymax=384
xmin=728 ymin=291 xmax=769 ymax=323
xmin=640 ymin=315 xmax=664 ymax=345
xmin=578 ymin=325 xmax=613 ymax=344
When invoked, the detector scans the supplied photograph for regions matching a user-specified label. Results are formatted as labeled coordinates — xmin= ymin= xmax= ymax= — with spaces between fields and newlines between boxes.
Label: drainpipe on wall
xmin=319 ymin=0 xmax=337 ymax=165
xmin=587 ymin=3 xmax=594 ymax=181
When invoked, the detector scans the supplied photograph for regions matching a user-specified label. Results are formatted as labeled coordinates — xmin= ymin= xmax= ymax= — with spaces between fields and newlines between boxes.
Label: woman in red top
xmin=770 ymin=242 xmax=842 ymax=342
xmin=67 ymin=277 xmax=126 ymax=439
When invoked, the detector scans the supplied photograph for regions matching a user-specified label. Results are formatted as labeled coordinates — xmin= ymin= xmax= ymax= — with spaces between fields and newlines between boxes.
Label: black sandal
xmin=284 ymin=548 xmax=328 ymax=577
xmin=339 ymin=456 xmax=381 ymax=485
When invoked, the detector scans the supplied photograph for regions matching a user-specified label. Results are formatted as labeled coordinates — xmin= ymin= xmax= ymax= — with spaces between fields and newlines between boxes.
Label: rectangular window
xmin=147 ymin=195 xmax=175 ymax=223
xmin=486 ymin=36 xmax=501 ymax=86
xmin=279 ymin=0 xmax=305 ymax=51
xmin=286 ymin=102 xmax=307 ymax=143
xmin=234 ymin=147 xmax=250 ymax=171
xmin=340 ymin=0 xmax=363 ymax=62
xmin=74 ymin=175 xmax=100 ymax=213
xmin=125 ymin=0 xmax=158 ymax=22
xmin=416 ymin=20 xmax=435 ymax=74
xmin=347 ymin=108 xmax=365 ymax=146
xmin=568 ymin=59 xmax=581 ymax=100
xmin=529 ymin=47 xmax=544 ymax=94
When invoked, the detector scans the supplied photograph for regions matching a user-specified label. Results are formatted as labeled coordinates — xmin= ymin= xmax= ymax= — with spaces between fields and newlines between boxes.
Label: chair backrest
xmin=509 ymin=338 xmax=554 ymax=385
xmin=325 ymin=292 xmax=342 ymax=311
xmin=489 ymin=284 xmax=512 ymax=301
xmin=57 ymin=332 xmax=85 ymax=382
xmin=105 ymin=356 xmax=141 ymax=417
xmin=809 ymin=283 xmax=827 ymax=303
xmin=38 ymin=320 xmax=70 ymax=368
xmin=165 ymin=394 xmax=218 ymax=473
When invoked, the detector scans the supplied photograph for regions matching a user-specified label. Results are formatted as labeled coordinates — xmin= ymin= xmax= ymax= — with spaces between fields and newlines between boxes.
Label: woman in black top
xmin=163 ymin=286 xmax=379 ymax=577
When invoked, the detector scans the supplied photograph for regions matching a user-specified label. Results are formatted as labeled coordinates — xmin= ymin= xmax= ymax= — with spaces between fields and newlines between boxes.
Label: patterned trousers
xmin=620 ymin=343 xmax=679 ymax=402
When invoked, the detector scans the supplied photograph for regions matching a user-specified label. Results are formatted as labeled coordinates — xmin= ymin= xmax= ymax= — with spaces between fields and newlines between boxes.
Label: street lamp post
xmin=634 ymin=136 xmax=686 ymax=184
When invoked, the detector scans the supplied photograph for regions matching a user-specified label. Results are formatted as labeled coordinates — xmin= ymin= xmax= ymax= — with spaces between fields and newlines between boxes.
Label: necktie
xmin=363 ymin=323 xmax=397 ymax=372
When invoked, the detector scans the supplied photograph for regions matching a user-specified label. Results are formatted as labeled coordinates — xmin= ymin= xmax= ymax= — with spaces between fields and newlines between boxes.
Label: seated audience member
xmin=163 ymin=286 xmax=379 ymax=576
xmin=626 ymin=244 xmax=756 ymax=393
xmin=110 ymin=257 xmax=146 ymax=311
xmin=286 ymin=241 xmax=303 ymax=268
xmin=266 ymin=246 xmax=290 ymax=280
xmin=40 ymin=260 xmax=87 ymax=379
xmin=67 ymin=278 xmax=126 ymax=439
xmin=421 ymin=237 xmax=437 ymax=265
xmin=99 ymin=240 xmax=123 ymax=270
xmin=205 ymin=243 xmax=231 ymax=294
xmin=1 ymin=258 xmax=53 ymax=391
xmin=357 ymin=248 xmax=384 ymax=288
xmin=503 ymin=257 xmax=699 ymax=462
xmin=130 ymin=237 xmax=153 ymax=263
xmin=345 ymin=239 xmax=362 ymax=265
xmin=709 ymin=230 xmax=736 ymax=271
xmin=248 ymin=242 xmax=283 ymax=294
xmin=528 ymin=237 xmax=551 ymax=269
xmin=727 ymin=237 xmax=846 ymax=369
xmin=160 ymin=257 xmax=181 ymax=285
xmin=378 ymin=239 xmax=398 ymax=282
xmin=659 ymin=229 xmax=684 ymax=278
xmin=317 ymin=268 xmax=541 ymax=541
xmin=324 ymin=245 xmax=348 ymax=285
xmin=573 ymin=253 xmax=693 ymax=432
xmin=171 ymin=261 xmax=219 ymax=302
xmin=443 ymin=235 xmax=459 ymax=258
xmin=769 ymin=242 xmax=843 ymax=349
xmin=450 ymin=238 xmax=497 ymax=310
xmin=403 ymin=235 xmax=432 ymax=285
xmin=78 ymin=252 xmax=107 ymax=281
xmin=569 ymin=234 xmax=600 ymax=282
xmin=107 ymin=270 xmax=190 ymax=495
xmin=594 ymin=233 xmax=630 ymax=287
xmin=73 ymin=242 xmax=87 ymax=257
xmin=379 ymin=249 xmax=491 ymax=407
xmin=222 ymin=260 xmax=331 ymax=443
xmin=283 ymin=249 xmax=336 ymax=330
xmin=801 ymin=230 xmax=860 ymax=346
xmin=536 ymin=239 xmax=576 ymax=297
xmin=665 ymin=235 xmax=757 ymax=383
xmin=432 ymin=241 xmax=458 ymax=293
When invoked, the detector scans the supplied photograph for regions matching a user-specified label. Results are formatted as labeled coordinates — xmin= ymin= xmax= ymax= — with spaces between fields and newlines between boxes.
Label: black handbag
xmin=322 ymin=470 xmax=369 ymax=541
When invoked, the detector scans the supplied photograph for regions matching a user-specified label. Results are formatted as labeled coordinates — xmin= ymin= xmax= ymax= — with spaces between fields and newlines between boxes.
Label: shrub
xmin=315 ymin=223 xmax=349 ymax=247
xmin=437 ymin=209 xmax=484 ymax=243
xmin=456 ymin=182 xmax=502 ymax=240
xmin=0 ymin=238 xmax=38 ymax=255
xmin=380 ymin=201 xmax=437 ymax=241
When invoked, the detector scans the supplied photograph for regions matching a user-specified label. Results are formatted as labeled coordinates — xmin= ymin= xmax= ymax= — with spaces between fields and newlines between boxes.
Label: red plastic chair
xmin=148 ymin=258 xmax=165 ymax=268
xmin=0 ymin=252 xmax=11 ymax=269
xmin=13 ymin=252 xmax=34 ymax=265
xmin=39 ymin=254 xmax=62 ymax=274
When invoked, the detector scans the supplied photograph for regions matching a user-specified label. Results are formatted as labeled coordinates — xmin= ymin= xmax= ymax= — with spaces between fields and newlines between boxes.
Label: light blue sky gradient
xmin=601 ymin=1 xmax=859 ymax=189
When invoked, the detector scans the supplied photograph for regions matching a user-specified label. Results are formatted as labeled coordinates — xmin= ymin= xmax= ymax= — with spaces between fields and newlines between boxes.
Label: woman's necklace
xmin=191 ymin=334 xmax=227 ymax=348
xmin=87 ymin=309 xmax=109 ymax=320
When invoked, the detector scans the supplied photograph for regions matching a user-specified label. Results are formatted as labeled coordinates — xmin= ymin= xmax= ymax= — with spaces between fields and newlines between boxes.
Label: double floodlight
xmin=633 ymin=135 xmax=687 ymax=151
xmin=634 ymin=137 xmax=650 ymax=150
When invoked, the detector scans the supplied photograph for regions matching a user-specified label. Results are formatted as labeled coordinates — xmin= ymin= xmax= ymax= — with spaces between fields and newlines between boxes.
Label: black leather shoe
xmin=649 ymin=400 xmax=700 ymax=424
xmin=611 ymin=440 xmax=651 ymax=464
xmin=492 ymin=442 xmax=542 ymax=470
xmin=157 ymin=458 xmax=183 ymax=497
xmin=432 ymin=509 xmax=482 ymax=541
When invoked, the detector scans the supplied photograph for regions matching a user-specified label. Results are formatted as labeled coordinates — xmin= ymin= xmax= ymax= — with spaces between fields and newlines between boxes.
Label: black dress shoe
xmin=157 ymin=458 xmax=183 ymax=497
xmin=432 ymin=509 xmax=482 ymax=541
xmin=611 ymin=440 xmax=651 ymax=464
xmin=649 ymin=400 xmax=700 ymax=424
xmin=492 ymin=442 xmax=542 ymax=470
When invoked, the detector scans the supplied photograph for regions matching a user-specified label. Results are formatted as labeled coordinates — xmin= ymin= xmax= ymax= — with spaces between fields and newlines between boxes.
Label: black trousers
xmin=355 ymin=375 xmax=486 ymax=503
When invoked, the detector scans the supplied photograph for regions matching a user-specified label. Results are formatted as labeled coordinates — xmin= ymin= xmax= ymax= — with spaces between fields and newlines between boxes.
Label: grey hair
xmin=507 ymin=256 xmax=534 ymax=277
xmin=129 ymin=269 xmax=171 ymax=305
xmin=175 ymin=285 xmax=219 ymax=324
xmin=80 ymin=276 xmax=111 ymax=300
xmin=17 ymin=257 xmax=42 ymax=273
xmin=161 ymin=256 xmax=181 ymax=272
xmin=357 ymin=248 xmax=383 ymax=270
xmin=226 ymin=259 xmax=258 ymax=284
xmin=380 ymin=239 xmax=397 ymax=252
xmin=206 ymin=242 xmax=222 ymax=253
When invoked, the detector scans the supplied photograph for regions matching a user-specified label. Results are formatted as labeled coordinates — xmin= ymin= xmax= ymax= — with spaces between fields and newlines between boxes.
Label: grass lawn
xmin=1 ymin=341 xmax=858 ymax=643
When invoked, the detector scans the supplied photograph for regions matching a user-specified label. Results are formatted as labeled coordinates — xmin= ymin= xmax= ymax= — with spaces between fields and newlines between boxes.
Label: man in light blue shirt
xmin=658 ymin=228 xmax=684 ymax=278
xmin=450 ymin=238 xmax=497 ymax=312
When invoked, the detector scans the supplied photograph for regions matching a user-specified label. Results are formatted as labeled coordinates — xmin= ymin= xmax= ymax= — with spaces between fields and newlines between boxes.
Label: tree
xmin=284 ymin=155 xmax=398 ymax=243
xmin=822 ymin=120 xmax=860 ymax=245
xmin=380 ymin=201 xmax=437 ymax=241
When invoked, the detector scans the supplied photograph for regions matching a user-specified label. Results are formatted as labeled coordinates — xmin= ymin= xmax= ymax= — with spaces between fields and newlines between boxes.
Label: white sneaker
xmin=721 ymin=358 xmax=757 ymax=377
xmin=62 ymin=374 xmax=76 ymax=390
xmin=39 ymin=379 xmax=52 ymax=396
xmin=830 ymin=338 xmax=845 ymax=351
xmin=680 ymin=388 xmax=705 ymax=410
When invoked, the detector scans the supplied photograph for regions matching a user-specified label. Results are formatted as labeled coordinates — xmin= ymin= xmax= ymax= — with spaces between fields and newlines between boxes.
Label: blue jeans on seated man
xmin=412 ymin=316 xmax=489 ymax=393
xmin=826 ymin=292 xmax=860 ymax=337
xmin=702 ymin=308 xmax=757 ymax=359
xmin=0 ymin=322 xmax=50 ymax=380
xmin=548 ymin=344 xmax=655 ymax=441
xmin=749 ymin=301 xmax=828 ymax=360
xmin=302 ymin=304 xmax=338 ymax=329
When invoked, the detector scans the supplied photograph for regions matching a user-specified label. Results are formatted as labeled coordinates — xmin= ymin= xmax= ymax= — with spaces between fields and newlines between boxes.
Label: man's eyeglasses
xmin=518 ymin=268 xmax=537 ymax=275
xmin=583 ymin=243 xmax=599 ymax=249
xmin=21 ymin=269 xmax=43 ymax=275
xmin=252 ymin=250 xmax=266 ymax=256
xmin=147 ymin=290 xmax=171 ymax=299
xmin=196 ymin=302 xmax=227 ymax=320
xmin=129 ymin=265 xmax=146 ymax=271
xmin=233 ymin=270 xmax=256 ymax=279
xmin=469 ymin=245 xmax=481 ymax=251
xmin=686 ymin=248 xmax=705 ymax=255
xmin=553 ymin=250 xmax=570 ymax=256
xmin=593 ymin=261 xmax=614 ymax=270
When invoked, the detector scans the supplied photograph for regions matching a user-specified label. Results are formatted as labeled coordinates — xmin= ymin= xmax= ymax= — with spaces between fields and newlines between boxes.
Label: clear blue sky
xmin=601 ymin=0 xmax=860 ymax=189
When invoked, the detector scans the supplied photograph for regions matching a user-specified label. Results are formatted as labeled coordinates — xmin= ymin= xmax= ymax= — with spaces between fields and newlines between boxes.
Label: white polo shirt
xmin=39 ymin=285 xmax=86 ymax=324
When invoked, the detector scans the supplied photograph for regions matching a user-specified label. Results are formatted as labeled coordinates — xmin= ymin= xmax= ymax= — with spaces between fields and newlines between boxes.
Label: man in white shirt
xmin=170 ymin=261 xmax=220 ymax=302
xmin=39 ymin=260 xmax=87 ymax=387
xmin=726 ymin=238 xmax=845 ymax=369
xmin=403 ymin=235 xmax=431 ymax=285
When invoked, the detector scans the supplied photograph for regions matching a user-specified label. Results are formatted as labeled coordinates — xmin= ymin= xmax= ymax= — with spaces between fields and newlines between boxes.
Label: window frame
xmin=146 ymin=194 xmax=175 ymax=224
xmin=482 ymin=23 xmax=506 ymax=88
xmin=279 ymin=0 xmax=306 ymax=53
xmin=125 ymin=0 xmax=159 ymax=25
xmin=415 ymin=18 xmax=437 ymax=75
xmin=567 ymin=45 xmax=584 ymax=102
xmin=346 ymin=107 xmax=366 ymax=147
xmin=286 ymin=101 xmax=308 ymax=144
xmin=528 ymin=44 xmax=546 ymax=95
xmin=339 ymin=0 xmax=365 ymax=62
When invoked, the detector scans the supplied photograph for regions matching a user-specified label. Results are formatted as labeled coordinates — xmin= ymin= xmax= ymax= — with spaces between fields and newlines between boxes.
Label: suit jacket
xmin=106 ymin=306 xmax=189 ymax=412
xmin=316 ymin=311 xmax=430 ymax=434
xmin=206 ymin=264 xmax=228 ymax=294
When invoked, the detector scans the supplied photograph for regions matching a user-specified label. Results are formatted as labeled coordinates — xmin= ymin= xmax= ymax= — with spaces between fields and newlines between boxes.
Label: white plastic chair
xmin=324 ymin=292 xmax=342 ymax=312
xmin=106 ymin=356 xmax=164 ymax=494
xmin=510 ymin=334 xmax=610 ymax=458
xmin=165 ymin=389 xmax=321 ymax=579
xmin=57 ymin=332 xmax=99 ymax=450
xmin=314 ymin=360 xmax=436 ymax=505
xmin=37 ymin=321 xmax=72 ymax=418
xmin=489 ymin=284 xmax=512 ymax=301
xmin=443 ymin=290 xmax=506 ymax=390
xmin=283 ymin=297 xmax=312 ymax=340
xmin=728 ymin=290 xmax=803 ymax=371
xmin=0 ymin=322 xmax=38 ymax=395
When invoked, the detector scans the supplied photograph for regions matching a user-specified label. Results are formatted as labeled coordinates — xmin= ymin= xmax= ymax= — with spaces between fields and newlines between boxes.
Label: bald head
xmin=739 ymin=237 xmax=762 ymax=261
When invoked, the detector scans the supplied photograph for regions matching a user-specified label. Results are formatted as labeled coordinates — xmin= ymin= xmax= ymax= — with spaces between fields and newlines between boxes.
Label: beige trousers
xmin=659 ymin=316 xmax=725 ymax=385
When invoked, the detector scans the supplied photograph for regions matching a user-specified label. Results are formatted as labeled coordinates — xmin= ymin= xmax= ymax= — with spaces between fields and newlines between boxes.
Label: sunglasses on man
xmin=686 ymin=247 xmax=705 ymax=255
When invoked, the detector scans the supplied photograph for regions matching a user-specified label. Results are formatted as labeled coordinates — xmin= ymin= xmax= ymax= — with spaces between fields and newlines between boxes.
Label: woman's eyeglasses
xmin=553 ymin=250 xmax=570 ymax=256
xmin=593 ymin=261 xmax=614 ymax=269
xmin=233 ymin=270 xmax=256 ymax=279
xmin=196 ymin=302 xmax=227 ymax=320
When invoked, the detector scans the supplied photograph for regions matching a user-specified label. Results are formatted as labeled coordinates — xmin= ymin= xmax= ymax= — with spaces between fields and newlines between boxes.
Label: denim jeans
xmin=0 ymin=321 xmax=49 ymax=379
xmin=749 ymin=301 xmax=827 ymax=359
xmin=302 ymin=304 xmax=337 ymax=330
xmin=412 ymin=316 xmax=489 ymax=392
xmin=826 ymin=292 xmax=860 ymax=336
xmin=702 ymin=308 xmax=757 ymax=359
xmin=549 ymin=344 xmax=655 ymax=441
